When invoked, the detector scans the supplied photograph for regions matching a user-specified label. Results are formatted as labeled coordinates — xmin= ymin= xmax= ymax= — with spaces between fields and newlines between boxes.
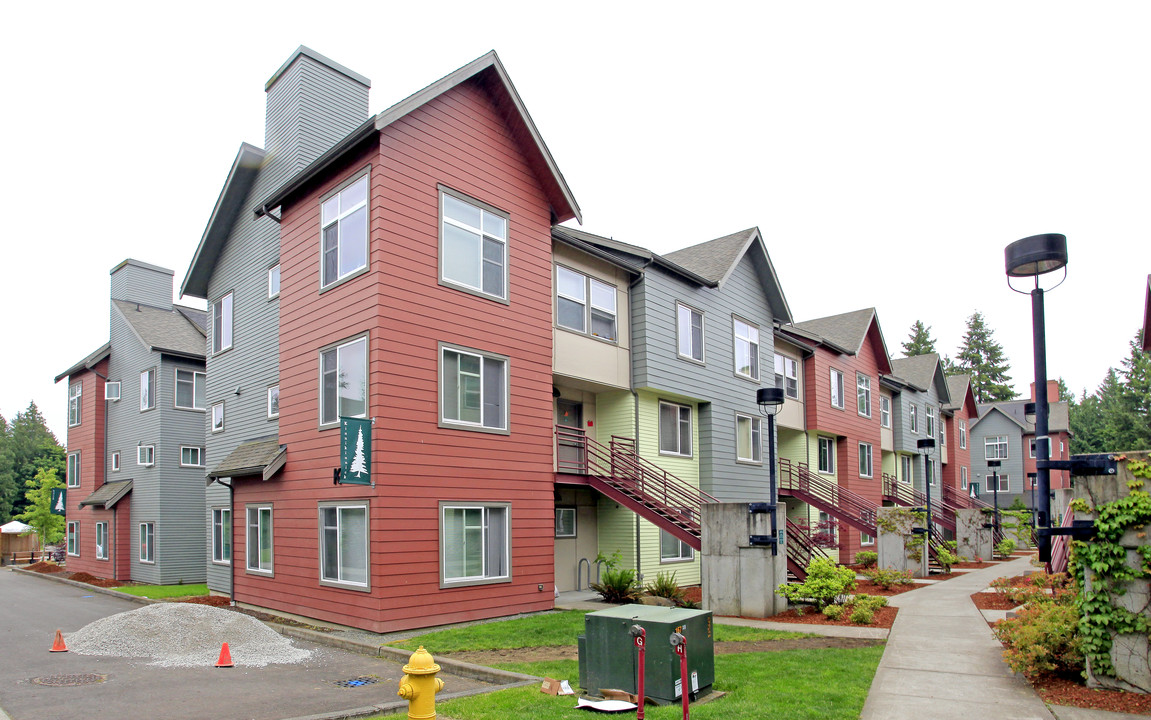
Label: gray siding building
xmin=887 ymin=353 xmax=951 ymax=496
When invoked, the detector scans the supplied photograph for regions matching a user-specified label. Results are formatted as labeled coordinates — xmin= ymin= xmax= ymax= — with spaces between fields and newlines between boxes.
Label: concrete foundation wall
xmin=955 ymin=509 xmax=992 ymax=562
xmin=876 ymin=507 xmax=928 ymax=578
xmin=701 ymin=502 xmax=787 ymax=618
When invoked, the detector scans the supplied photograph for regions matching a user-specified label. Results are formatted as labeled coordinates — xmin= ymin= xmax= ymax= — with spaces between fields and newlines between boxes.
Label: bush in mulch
xmin=770 ymin=604 xmax=898 ymax=629
xmin=25 ymin=561 xmax=64 ymax=573
xmin=68 ymin=572 xmax=123 ymax=588
xmin=175 ymin=595 xmax=232 ymax=607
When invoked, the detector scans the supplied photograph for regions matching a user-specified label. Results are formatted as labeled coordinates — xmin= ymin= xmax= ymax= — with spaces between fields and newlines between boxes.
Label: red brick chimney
xmin=1030 ymin=380 xmax=1059 ymax=402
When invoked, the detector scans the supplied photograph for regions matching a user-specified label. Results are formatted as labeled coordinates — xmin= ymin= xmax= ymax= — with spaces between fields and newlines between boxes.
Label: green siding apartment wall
xmin=777 ymin=427 xmax=808 ymax=466
xmin=594 ymin=391 xmax=635 ymax=447
xmin=881 ymin=450 xmax=897 ymax=478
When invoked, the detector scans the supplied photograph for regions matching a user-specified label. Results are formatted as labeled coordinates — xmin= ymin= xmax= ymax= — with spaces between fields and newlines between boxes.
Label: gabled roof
xmin=663 ymin=228 xmax=793 ymax=323
xmin=208 ymin=438 xmax=286 ymax=481
xmin=943 ymin=374 xmax=979 ymax=418
xmin=113 ymin=300 xmax=206 ymax=361
xmin=181 ymin=143 xmax=266 ymax=299
xmin=971 ymin=399 xmax=1071 ymax=433
xmin=79 ymin=480 xmax=132 ymax=509
xmin=54 ymin=342 xmax=112 ymax=384
xmin=551 ymin=227 xmax=646 ymax=275
xmin=553 ymin=226 xmax=713 ymax=286
xmin=889 ymin=353 xmax=951 ymax=403
xmin=785 ymin=308 xmax=893 ymax=373
xmin=256 ymin=50 xmax=580 ymax=226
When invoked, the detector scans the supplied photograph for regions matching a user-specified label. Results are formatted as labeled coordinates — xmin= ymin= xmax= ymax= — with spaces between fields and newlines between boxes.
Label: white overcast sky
xmin=3 ymin=1 xmax=1147 ymax=441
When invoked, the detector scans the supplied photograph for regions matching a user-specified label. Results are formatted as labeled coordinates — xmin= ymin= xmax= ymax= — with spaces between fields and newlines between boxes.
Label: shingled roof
xmin=54 ymin=341 xmax=112 ymax=383
xmin=207 ymin=438 xmax=286 ymax=481
xmin=973 ymin=399 xmax=1071 ymax=433
xmin=114 ymin=300 xmax=206 ymax=360
xmin=790 ymin=308 xmax=877 ymax=356
xmin=79 ymin=479 xmax=132 ymax=509
xmin=943 ymin=374 xmax=978 ymax=418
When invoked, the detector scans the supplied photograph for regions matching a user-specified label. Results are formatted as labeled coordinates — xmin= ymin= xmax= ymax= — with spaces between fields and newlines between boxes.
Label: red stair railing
xmin=777 ymin=458 xmax=877 ymax=535
xmin=786 ymin=518 xmax=830 ymax=579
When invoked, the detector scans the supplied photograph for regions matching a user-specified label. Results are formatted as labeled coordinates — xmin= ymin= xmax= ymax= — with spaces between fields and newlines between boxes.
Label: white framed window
xmin=268 ymin=264 xmax=281 ymax=298
xmin=880 ymin=396 xmax=891 ymax=428
xmin=1027 ymin=474 xmax=1038 ymax=489
xmin=926 ymin=406 xmax=936 ymax=438
xmin=321 ymin=174 xmax=369 ymax=288
xmin=900 ymin=455 xmax=913 ymax=484
xmin=861 ymin=532 xmax=875 ymax=546
xmin=736 ymin=414 xmax=762 ymax=463
xmin=818 ymin=436 xmax=835 ymax=474
xmin=733 ymin=317 xmax=760 ymax=380
xmin=174 ymin=369 xmax=206 ymax=410
xmin=321 ymin=336 xmax=368 ymax=427
xmin=555 ymin=507 xmax=576 ymax=538
xmin=111 ymin=451 xmax=120 ymax=472
xmin=940 ymin=417 xmax=946 ymax=445
xmin=246 ymin=505 xmax=273 ymax=574
xmin=660 ymin=529 xmax=694 ymax=563
xmin=676 ymin=303 xmax=704 ymax=362
xmin=857 ymin=373 xmax=871 ymax=417
xmin=267 ymin=385 xmax=280 ymax=419
xmin=139 ymin=522 xmax=155 ymax=563
xmin=137 ymin=445 xmax=155 ymax=467
xmin=440 ymin=188 xmax=507 ymax=300
xmin=440 ymin=344 xmax=508 ymax=432
xmin=67 ymin=451 xmax=80 ymax=488
xmin=659 ymin=401 xmax=692 ymax=457
xmin=858 ymin=442 xmax=873 ymax=478
xmin=140 ymin=368 xmax=156 ymax=411
xmin=998 ymin=474 xmax=1010 ymax=493
xmin=320 ymin=502 xmax=369 ymax=589
xmin=909 ymin=404 xmax=919 ymax=433
xmin=926 ymin=459 xmax=936 ymax=486
xmin=212 ymin=508 xmax=231 ymax=564
xmin=212 ymin=292 xmax=233 ymax=353
xmin=105 ymin=381 xmax=121 ymax=401
xmin=555 ymin=266 xmax=618 ymax=342
xmin=95 ymin=522 xmax=108 ymax=560
xmin=774 ymin=354 xmax=798 ymax=399
xmin=211 ymin=402 xmax=225 ymax=433
xmin=1029 ymin=439 xmax=1037 ymax=459
xmin=961 ymin=466 xmax=969 ymax=489
xmin=440 ymin=502 xmax=510 ymax=586
xmin=68 ymin=382 xmax=82 ymax=426
xmin=985 ymin=435 xmax=1008 ymax=460
xmin=67 ymin=522 xmax=79 ymax=556
xmin=830 ymin=369 xmax=845 ymax=409
xmin=180 ymin=446 xmax=203 ymax=467
xmin=959 ymin=420 xmax=967 ymax=449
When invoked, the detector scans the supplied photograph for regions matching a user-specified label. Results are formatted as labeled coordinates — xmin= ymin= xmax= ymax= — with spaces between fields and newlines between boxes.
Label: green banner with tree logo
xmin=50 ymin=488 xmax=67 ymax=515
xmin=340 ymin=417 xmax=372 ymax=485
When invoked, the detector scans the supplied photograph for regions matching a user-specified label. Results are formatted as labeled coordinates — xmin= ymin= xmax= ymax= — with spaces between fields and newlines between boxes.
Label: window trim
xmin=438 ymin=342 xmax=510 ymax=434
xmin=926 ymin=405 xmax=936 ymax=438
xmin=105 ymin=381 xmax=121 ymax=402
xmin=900 ymin=455 xmax=913 ymax=485
xmin=829 ymin=368 xmax=845 ymax=410
xmin=212 ymin=291 xmax=234 ymax=355
xmin=268 ymin=263 xmax=281 ymax=299
xmin=774 ymin=353 xmax=799 ymax=399
xmin=319 ymin=170 xmax=371 ymax=291
xmin=140 ymin=368 xmax=156 ymax=412
xmin=658 ymin=400 xmax=693 ymax=458
xmin=437 ymin=185 xmax=510 ymax=304
xmin=439 ymin=501 xmax=512 ymax=588
xmin=320 ymin=334 xmax=369 ymax=430
xmin=174 ymin=368 xmax=206 ymax=411
xmin=95 ymin=521 xmax=108 ymax=560
xmin=959 ymin=420 xmax=967 ymax=449
xmin=997 ymin=473 xmax=1010 ymax=493
xmin=246 ymin=504 xmax=274 ymax=576
xmin=139 ymin=522 xmax=155 ymax=564
xmin=909 ymin=403 xmax=919 ymax=434
xmin=732 ymin=316 xmax=760 ymax=381
xmin=67 ymin=521 xmax=79 ymax=556
xmin=111 ymin=451 xmax=120 ymax=472
xmin=1029 ymin=438 xmax=1037 ymax=459
xmin=318 ymin=500 xmax=371 ymax=592
xmin=211 ymin=402 xmax=225 ymax=434
xmin=554 ymin=264 xmax=619 ymax=343
xmin=880 ymin=395 xmax=891 ymax=428
xmin=860 ymin=531 xmax=875 ymax=547
xmin=858 ymin=442 xmax=873 ymax=478
xmin=137 ymin=445 xmax=155 ymax=467
xmin=856 ymin=373 xmax=872 ymax=417
xmin=985 ymin=435 xmax=1008 ymax=461
xmin=67 ymin=451 xmax=81 ymax=488
xmin=817 ymin=436 xmax=836 ymax=475
xmin=735 ymin=413 xmax=763 ymax=464
xmin=180 ymin=446 xmax=204 ymax=468
xmin=212 ymin=507 xmax=232 ymax=565
xmin=267 ymin=385 xmax=280 ymax=420
xmin=555 ymin=507 xmax=577 ymax=538
xmin=68 ymin=382 xmax=82 ymax=426
xmin=660 ymin=528 xmax=695 ymax=563
xmin=675 ymin=302 xmax=705 ymax=364
xmin=961 ymin=466 xmax=969 ymax=490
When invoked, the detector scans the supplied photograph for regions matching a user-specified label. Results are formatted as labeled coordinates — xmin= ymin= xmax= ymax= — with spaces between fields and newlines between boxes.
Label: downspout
xmin=628 ymin=263 xmax=649 ymax=575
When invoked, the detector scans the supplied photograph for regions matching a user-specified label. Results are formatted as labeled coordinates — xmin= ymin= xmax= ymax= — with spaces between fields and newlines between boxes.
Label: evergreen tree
xmin=0 ymin=415 xmax=15 ymax=522
xmin=15 ymin=467 xmax=65 ymax=550
xmin=1118 ymin=330 xmax=1151 ymax=450
xmin=1069 ymin=389 xmax=1105 ymax=454
xmin=955 ymin=312 xmax=1015 ymax=403
xmin=902 ymin=320 xmax=938 ymax=357
xmin=941 ymin=355 xmax=958 ymax=376
xmin=3 ymin=403 xmax=65 ymax=521
xmin=1056 ymin=377 xmax=1074 ymax=403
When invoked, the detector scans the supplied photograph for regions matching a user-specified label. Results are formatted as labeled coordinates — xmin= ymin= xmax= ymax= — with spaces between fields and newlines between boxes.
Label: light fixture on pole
xmin=1005 ymin=233 xmax=1068 ymax=561
xmin=916 ymin=438 xmax=936 ymax=542
xmin=757 ymin=387 xmax=786 ymax=556
xmin=988 ymin=459 xmax=1002 ymax=538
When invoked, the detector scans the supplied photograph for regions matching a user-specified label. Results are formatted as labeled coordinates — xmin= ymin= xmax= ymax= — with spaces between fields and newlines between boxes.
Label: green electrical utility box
xmin=577 ymin=605 xmax=714 ymax=705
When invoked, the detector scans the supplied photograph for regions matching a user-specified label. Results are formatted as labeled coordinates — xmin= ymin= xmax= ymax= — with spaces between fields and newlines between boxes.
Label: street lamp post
xmin=757 ymin=387 xmax=786 ymax=556
xmin=988 ymin=459 xmax=1002 ymax=538
xmin=1005 ymin=233 xmax=1068 ymax=561
xmin=917 ymin=438 xmax=936 ymax=542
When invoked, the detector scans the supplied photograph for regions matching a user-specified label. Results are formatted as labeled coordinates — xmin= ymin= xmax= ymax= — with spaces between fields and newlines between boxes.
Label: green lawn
xmin=113 ymin=583 xmax=209 ymax=599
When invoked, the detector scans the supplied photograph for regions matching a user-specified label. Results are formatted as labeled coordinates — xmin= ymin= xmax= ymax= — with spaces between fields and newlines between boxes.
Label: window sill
xmin=659 ymin=451 xmax=693 ymax=459
xmin=676 ymin=354 xmax=706 ymax=367
xmin=555 ymin=324 xmax=619 ymax=346
xmin=174 ymin=407 xmax=207 ymax=413
xmin=319 ymin=578 xmax=371 ymax=593
xmin=659 ymin=557 xmax=695 ymax=565
xmin=211 ymin=560 xmax=232 ymax=566
xmin=438 ymin=420 xmax=510 ymax=436
xmin=245 ymin=569 xmax=274 ymax=578
xmin=320 ymin=264 xmax=369 ymax=295
xmin=438 ymin=277 xmax=510 ymax=306
xmin=440 ymin=575 xmax=511 ymax=589
xmin=735 ymin=459 xmax=763 ymax=467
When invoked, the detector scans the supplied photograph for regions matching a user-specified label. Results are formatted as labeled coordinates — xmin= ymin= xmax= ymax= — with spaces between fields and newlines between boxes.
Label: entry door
xmin=556 ymin=400 xmax=585 ymax=471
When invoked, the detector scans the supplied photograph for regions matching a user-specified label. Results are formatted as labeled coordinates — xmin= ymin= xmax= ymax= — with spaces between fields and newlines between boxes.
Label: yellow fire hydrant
xmin=397 ymin=645 xmax=444 ymax=720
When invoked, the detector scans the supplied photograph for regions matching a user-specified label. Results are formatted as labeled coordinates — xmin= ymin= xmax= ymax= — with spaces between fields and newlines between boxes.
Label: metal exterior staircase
xmin=786 ymin=518 xmax=831 ymax=580
xmin=881 ymin=475 xmax=959 ymax=532
xmin=554 ymin=427 xmax=717 ymax=549
xmin=777 ymin=459 xmax=877 ymax=535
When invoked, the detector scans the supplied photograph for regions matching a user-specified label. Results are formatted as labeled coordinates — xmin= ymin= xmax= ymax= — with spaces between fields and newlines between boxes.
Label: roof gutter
xmin=256 ymin=117 xmax=378 ymax=216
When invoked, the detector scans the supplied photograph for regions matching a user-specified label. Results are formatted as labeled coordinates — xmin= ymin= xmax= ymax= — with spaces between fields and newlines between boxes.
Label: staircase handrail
xmin=778 ymin=457 xmax=877 ymax=532
xmin=786 ymin=518 xmax=830 ymax=574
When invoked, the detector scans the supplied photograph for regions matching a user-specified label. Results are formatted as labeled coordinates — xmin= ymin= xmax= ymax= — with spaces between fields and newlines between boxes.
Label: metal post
xmin=768 ymin=412 xmax=778 ymax=556
xmin=630 ymin=625 xmax=646 ymax=719
xmin=1031 ymin=287 xmax=1052 ymax=560
xmin=671 ymin=633 xmax=689 ymax=720
xmin=924 ymin=457 xmax=932 ymax=544
xmin=992 ymin=468 xmax=1000 ymax=537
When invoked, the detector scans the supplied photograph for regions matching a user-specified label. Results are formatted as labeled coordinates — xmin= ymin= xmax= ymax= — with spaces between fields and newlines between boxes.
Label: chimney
xmin=262 ymin=46 xmax=371 ymax=192
xmin=1029 ymin=380 xmax=1060 ymax=403
xmin=109 ymin=259 xmax=175 ymax=310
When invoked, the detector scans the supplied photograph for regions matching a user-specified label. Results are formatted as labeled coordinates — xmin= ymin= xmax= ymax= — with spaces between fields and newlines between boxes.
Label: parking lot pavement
xmin=0 ymin=569 xmax=502 ymax=720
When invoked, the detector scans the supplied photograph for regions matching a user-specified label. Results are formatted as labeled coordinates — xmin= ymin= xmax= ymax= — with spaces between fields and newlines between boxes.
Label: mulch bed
xmin=950 ymin=560 xmax=997 ymax=569
xmin=1033 ymin=675 xmax=1151 ymax=715
xmin=766 ymin=605 xmax=897 ymax=629
xmin=851 ymin=579 xmax=919 ymax=597
xmin=970 ymin=592 xmax=1019 ymax=611
xmin=175 ymin=595 xmax=232 ymax=607
xmin=25 ymin=561 xmax=64 ymax=573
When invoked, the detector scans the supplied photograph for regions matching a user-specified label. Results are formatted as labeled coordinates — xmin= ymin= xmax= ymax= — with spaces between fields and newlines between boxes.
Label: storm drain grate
xmin=32 ymin=673 xmax=108 ymax=687
xmin=335 ymin=675 xmax=381 ymax=688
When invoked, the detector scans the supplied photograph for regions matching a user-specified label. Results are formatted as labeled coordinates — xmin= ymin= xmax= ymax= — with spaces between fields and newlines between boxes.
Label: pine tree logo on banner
xmin=50 ymin=488 xmax=67 ymax=515
xmin=340 ymin=417 xmax=372 ymax=485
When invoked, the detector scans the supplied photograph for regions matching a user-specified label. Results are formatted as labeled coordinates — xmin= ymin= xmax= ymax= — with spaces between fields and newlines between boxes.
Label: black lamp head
xmin=757 ymin=387 xmax=785 ymax=416
xmin=917 ymin=438 xmax=935 ymax=454
xmin=1005 ymin=234 xmax=1068 ymax=278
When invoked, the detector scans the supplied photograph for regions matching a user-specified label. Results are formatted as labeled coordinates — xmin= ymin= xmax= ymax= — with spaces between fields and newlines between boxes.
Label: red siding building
xmin=941 ymin=374 xmax=978 ymax=498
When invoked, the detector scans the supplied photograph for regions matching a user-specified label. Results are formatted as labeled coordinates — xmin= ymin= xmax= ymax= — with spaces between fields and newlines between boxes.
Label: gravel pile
xmin=66 ymin=603 xmax=313 ymax=667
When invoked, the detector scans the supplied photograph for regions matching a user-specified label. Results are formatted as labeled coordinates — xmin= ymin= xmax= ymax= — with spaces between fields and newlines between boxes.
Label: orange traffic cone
xmin=215 ymin=642 xmax=234 ymax=668
xmin=50 ymin=629 xmax=67 ymax=653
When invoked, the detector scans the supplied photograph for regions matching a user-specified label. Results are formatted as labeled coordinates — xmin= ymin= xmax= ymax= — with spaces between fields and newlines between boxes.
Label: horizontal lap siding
xmin=257 ymin=78 xmax=556 ymax=632
xmin=64 ymin=363 xmax=106 ymax=578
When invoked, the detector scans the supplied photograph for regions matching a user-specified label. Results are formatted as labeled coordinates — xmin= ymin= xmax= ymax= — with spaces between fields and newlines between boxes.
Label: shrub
xmin=855 ymin=551 xmax=878 ymax=568
xmin=645 ymin=571 xmax=687 ymax=605
xmin=995 ymin=538 xmax=1017 ymax=557
xmin=849 ymin=605 xmax=875 ymax=624
xmin=853 ymin=594 xmax=888 ymax=611
xmin=777 ymin=558 xmax=857 ymax=609
xmin=590 ymin=551 xmax=643 ymax=604
xmin=822 ymin=605 xmax=845 ymax=620
xmin=993 ymin=599 xmax=1083 ymax=677
xmin=861 ymin=567 xmax=914 ymax=590
xmin=935 ymin=547 xmax=957 ymax=573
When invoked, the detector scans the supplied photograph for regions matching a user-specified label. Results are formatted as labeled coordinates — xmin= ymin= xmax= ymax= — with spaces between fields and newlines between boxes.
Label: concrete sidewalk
xmin=860 ymin=556 xmax=1145 ymax=720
